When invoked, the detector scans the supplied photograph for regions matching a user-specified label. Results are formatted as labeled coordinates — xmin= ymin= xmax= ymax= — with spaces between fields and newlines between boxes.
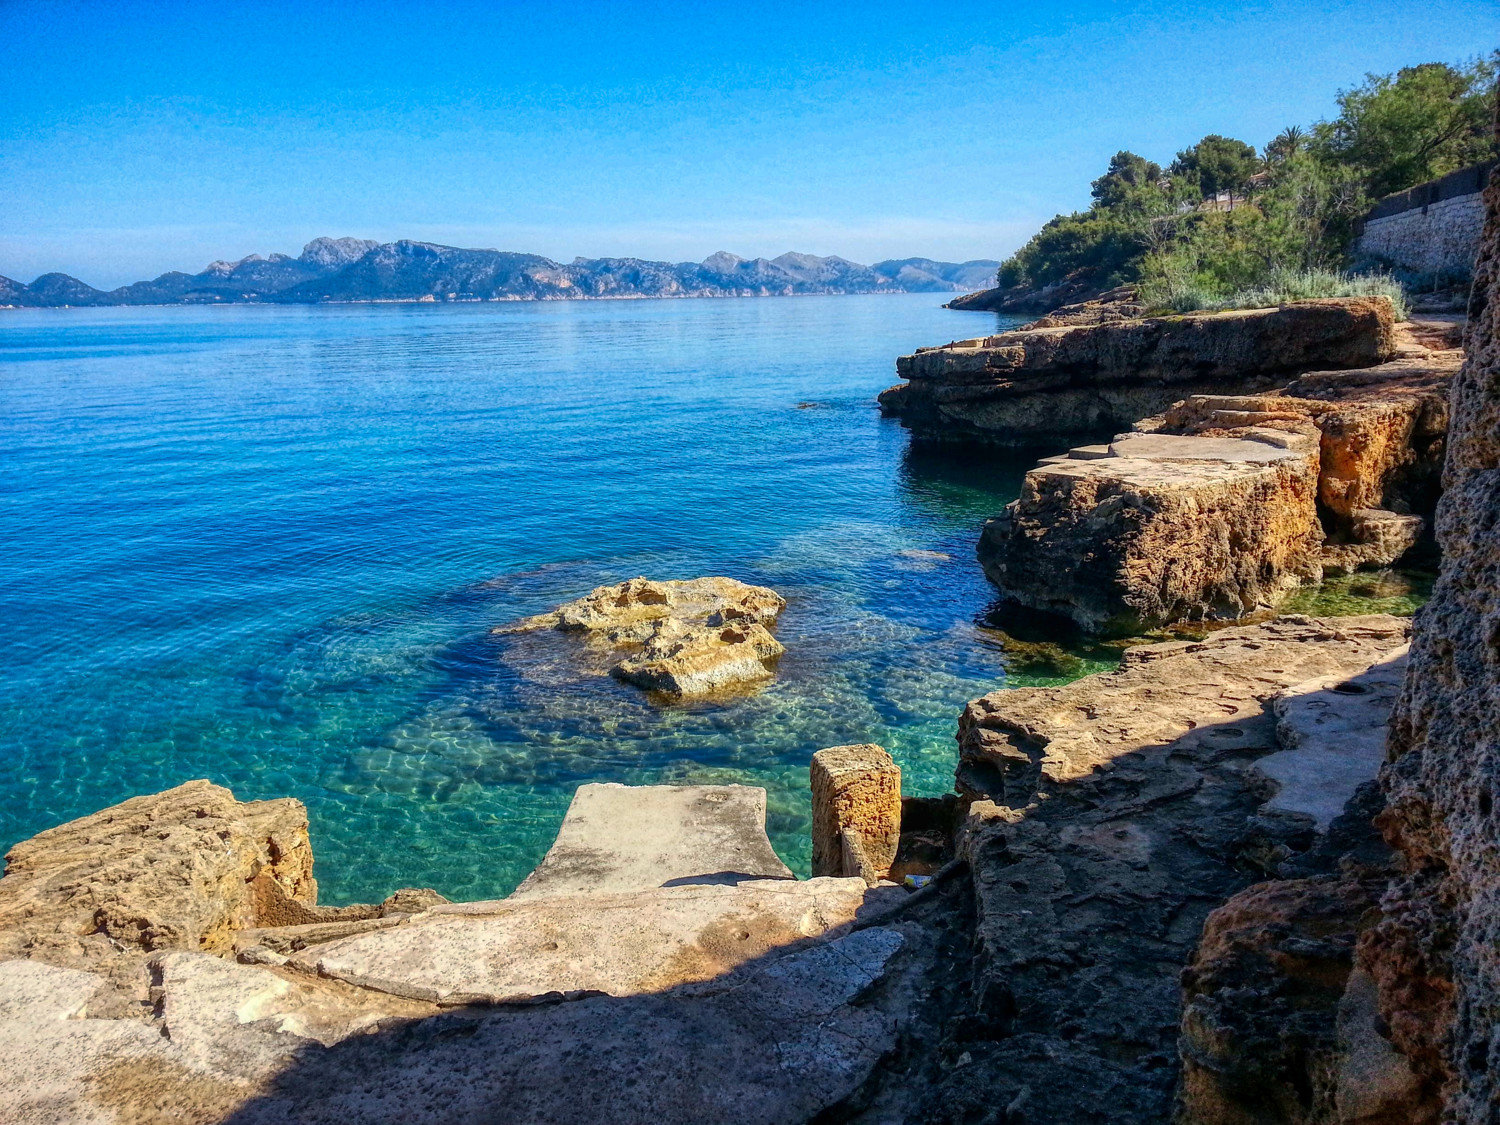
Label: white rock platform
xmin=0 ymin=780 xmax=915 ymax=1125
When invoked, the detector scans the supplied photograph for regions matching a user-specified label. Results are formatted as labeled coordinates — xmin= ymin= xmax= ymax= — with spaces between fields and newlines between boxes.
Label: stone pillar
xmin=810 ymin=744 xmax=901 ymax=881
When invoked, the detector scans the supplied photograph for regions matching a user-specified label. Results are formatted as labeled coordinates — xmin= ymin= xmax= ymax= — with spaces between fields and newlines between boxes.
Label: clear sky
xmin=2 ymin=0 xmax=1496 ymax=288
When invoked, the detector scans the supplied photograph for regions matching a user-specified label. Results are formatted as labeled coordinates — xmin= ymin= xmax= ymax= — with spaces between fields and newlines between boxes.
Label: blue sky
xmin=2 ymin=1 xmax=1496 ymax=288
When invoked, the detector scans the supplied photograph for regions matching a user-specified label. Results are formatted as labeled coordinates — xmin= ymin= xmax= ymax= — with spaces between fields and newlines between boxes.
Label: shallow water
xmin=0 ymin=295 xmax=1120 ymax=903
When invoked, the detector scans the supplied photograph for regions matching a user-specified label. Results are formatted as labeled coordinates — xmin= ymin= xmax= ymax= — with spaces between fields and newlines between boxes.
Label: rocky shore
xmin=1 ymin=154 xmax=1495 ymax=1125
xmin=0 ymin=611 xmax=1429 ymax=1124
xmin=977 ymin=322 xmax=1458 ymax=633
xmin=879 ymin=296 xmax=1396 ymax=448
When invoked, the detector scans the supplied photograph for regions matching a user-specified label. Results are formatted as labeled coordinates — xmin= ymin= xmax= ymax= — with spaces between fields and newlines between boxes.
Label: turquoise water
xmin=0 ymin=295 xmax=1065 ymax=904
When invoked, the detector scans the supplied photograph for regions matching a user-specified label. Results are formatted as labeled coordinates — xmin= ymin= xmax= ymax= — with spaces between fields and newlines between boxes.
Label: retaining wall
xmin=1355 ymin=162 xmax=1495 ymax=282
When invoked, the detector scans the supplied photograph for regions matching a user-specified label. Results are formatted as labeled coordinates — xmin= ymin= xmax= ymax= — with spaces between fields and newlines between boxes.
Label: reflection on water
xmin=1 ymin=296 xmax=1101 ymax=903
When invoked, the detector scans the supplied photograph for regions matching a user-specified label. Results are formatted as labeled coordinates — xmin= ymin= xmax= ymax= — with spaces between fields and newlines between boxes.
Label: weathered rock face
xmin=880 ymin=298 xmax=1397 ymax=448
xmin=889 ymin=616 xmax=1413 ymax=1124
xmin=1152 ymin=344 xmax=1457 ymax=576
xmin=1174 ymin=651 xmax=1440 ymax=1125
xmin=1370 ymin=161 xmax=1500 ymax=1119
xmin=809 ymin=744 xmax=902 ymax=882
xmin=0 ymin=780 xmax=321 ymax=969
xmin=980 ymin=335 xmax=1458 ymax=633
xmin=497 ymin=576 xmax=787 ymax=700
xmin=979 ymin=428 xmax=1326 ymax=633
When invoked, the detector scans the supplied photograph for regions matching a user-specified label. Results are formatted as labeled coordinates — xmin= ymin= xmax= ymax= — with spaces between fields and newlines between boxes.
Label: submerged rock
xmin=880 ymin=297 xmax=1396 ymax=448
xmin=498 ymin=576 xmax=787 ymax=701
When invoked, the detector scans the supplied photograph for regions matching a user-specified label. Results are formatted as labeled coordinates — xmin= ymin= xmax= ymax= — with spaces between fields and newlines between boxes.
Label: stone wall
xmin=1356 ymin=162 xmax=1495 ymax=283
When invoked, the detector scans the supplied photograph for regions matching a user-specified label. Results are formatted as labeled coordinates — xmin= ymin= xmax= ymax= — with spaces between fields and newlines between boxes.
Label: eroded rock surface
xmin=880 ymin=297 xmax=1396 ymax=447
xmin=0 ymin=781 xmax=323 ymax=971
xmin=980 ymin=335 xmax=1457 ymax=633
xmin=498 ymin=576 xmax=787 ymax=700
xmin=876 ymin=615 xmax=1413 ymax=1125
xmin=1368 ymin=159 xmax=1500 ymax=1120
xmin=979 ymin=427 xmax=1324 ymax=633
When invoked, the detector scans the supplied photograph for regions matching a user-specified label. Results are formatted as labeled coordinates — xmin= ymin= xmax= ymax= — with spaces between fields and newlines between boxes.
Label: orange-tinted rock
xmin=810 ymin=744 xmax=902 ymax=882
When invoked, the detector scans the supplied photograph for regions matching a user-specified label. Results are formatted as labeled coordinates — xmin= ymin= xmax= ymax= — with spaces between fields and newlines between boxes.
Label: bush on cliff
xmin=992 ymin=54 xmax=1498 ymax=307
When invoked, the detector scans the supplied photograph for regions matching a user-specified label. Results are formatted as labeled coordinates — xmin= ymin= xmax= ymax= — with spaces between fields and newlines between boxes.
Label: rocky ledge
xmin=497 ymin=576 xmax=787 ymax=701
xmin=978 ymin=324 xmax=1458 ymax=633
xmin=0 ymin=772 xmax=937 ymax=1124
xmin=911 ymin=614 xmax=1416 ymax=1122
xmin=879 ymin=297 xmax=1396 ymax=448
xmin=0 ymin=610 xmax=1467 ymax=1124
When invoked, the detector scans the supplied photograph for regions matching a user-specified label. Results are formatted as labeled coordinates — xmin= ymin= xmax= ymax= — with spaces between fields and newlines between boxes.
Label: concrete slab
xmin=1068 ymin=444 xmax=1113 ymax=460
xmin=307 ymin=877 xmax=870 ymax=1005
xmin=1107 ymin=432 xmax=1302 ymax=464
xmin=512 ymin=782 xmax=793 ymax=899
xmin=1255 ymin=646 xmax=1410 ymax=830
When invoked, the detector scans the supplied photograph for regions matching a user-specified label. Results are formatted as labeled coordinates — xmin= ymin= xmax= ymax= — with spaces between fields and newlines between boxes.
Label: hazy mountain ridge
xmin=0 ymin=239 xmax=998 ymax=306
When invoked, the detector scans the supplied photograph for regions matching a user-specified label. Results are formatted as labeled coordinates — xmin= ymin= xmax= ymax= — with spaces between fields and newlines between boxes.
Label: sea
xmin=0 ymin=294 xmax=1113 ymax=904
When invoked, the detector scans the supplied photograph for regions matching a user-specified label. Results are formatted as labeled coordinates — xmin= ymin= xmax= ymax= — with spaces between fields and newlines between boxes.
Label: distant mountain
xmin=0 ymin=238 xmax=999 ymax=307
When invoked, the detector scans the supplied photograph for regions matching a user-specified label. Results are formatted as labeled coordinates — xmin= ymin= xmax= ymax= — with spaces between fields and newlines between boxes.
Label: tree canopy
xmin=993 ymin=54 xmax=1499 ymax=304
xmin=1168 ymin=135 xmax=1260 ymax=198
xmin=1313 ymin=58 xmax=1498 ymax=199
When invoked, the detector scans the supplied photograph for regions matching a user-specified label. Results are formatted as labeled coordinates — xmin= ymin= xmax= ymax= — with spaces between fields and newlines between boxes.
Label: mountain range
xmin=0 ymin=237 xmax=999 ymax=307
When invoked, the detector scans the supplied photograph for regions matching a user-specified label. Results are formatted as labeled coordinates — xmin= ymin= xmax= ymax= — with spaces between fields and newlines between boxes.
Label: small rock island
xmin=497 ymin=576 xmax=787 ymax=701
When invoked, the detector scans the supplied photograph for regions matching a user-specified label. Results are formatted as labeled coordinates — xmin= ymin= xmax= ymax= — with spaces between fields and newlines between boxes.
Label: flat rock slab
xmin=306 ymin=876 xmax=872 ymax=1005
xmin=0 ymin=924 xmax=910 ymax=1125
xmin=512 ymin=783 xmax=793 ymax=899
xmin=921 ymin=614 xmax=1415 ymax=1123
xmin=230 ymin=926 xmax=910 ymax=1125
xmin=1106 ymin=431 xmax=1304 ymax=464
xmin=1255 ymin=646 xmax=1410 ymax=830
xmin=958 ymin=614 xmax=1413 ymax=806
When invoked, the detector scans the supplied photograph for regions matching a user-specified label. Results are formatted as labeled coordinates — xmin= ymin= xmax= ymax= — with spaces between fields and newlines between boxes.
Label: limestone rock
xmin=1372 ymin=160 xmax=1500 ymax=1119
xmin=980 ymin=336 xmax=1457 ymax=633
xmin=906 ymin=616 xmax=1410 ymax=1123
xmin=957 ymin=614 xmax=1411 ymax=807
xmin=1178 ymin=875 xmax=1404 ymax=1125
xmin=979 ymin=428 xmax=1325 ymax=633
xmin=301 ymin=877 xmax=873 ymax=1005
xmin=1254 ymin=647 xmax=1409 ymax=832
xmin=0 ymin=780 xmax=324 ymax=969
xmin=880 ymin=297 xmax=1396 ymax=447
xmin=613 ymin=615 xmax=785 ymax=698
xmin=512 ymin=782 xmax=793 ymax=899
xmin=1151 ymin=346 xmax=1456 ymax=576
xmin=498 ymin=576 xmax=787 ymax=700
xmin=810 ymin=745 xmax=902 ymax=881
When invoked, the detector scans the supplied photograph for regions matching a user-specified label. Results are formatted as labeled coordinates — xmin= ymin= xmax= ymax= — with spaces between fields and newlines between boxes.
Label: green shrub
xmin=1143 ymin=267 xmax=1409 ymax=319
xmin=992 ymin=55 xmax=1496 ymax=301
